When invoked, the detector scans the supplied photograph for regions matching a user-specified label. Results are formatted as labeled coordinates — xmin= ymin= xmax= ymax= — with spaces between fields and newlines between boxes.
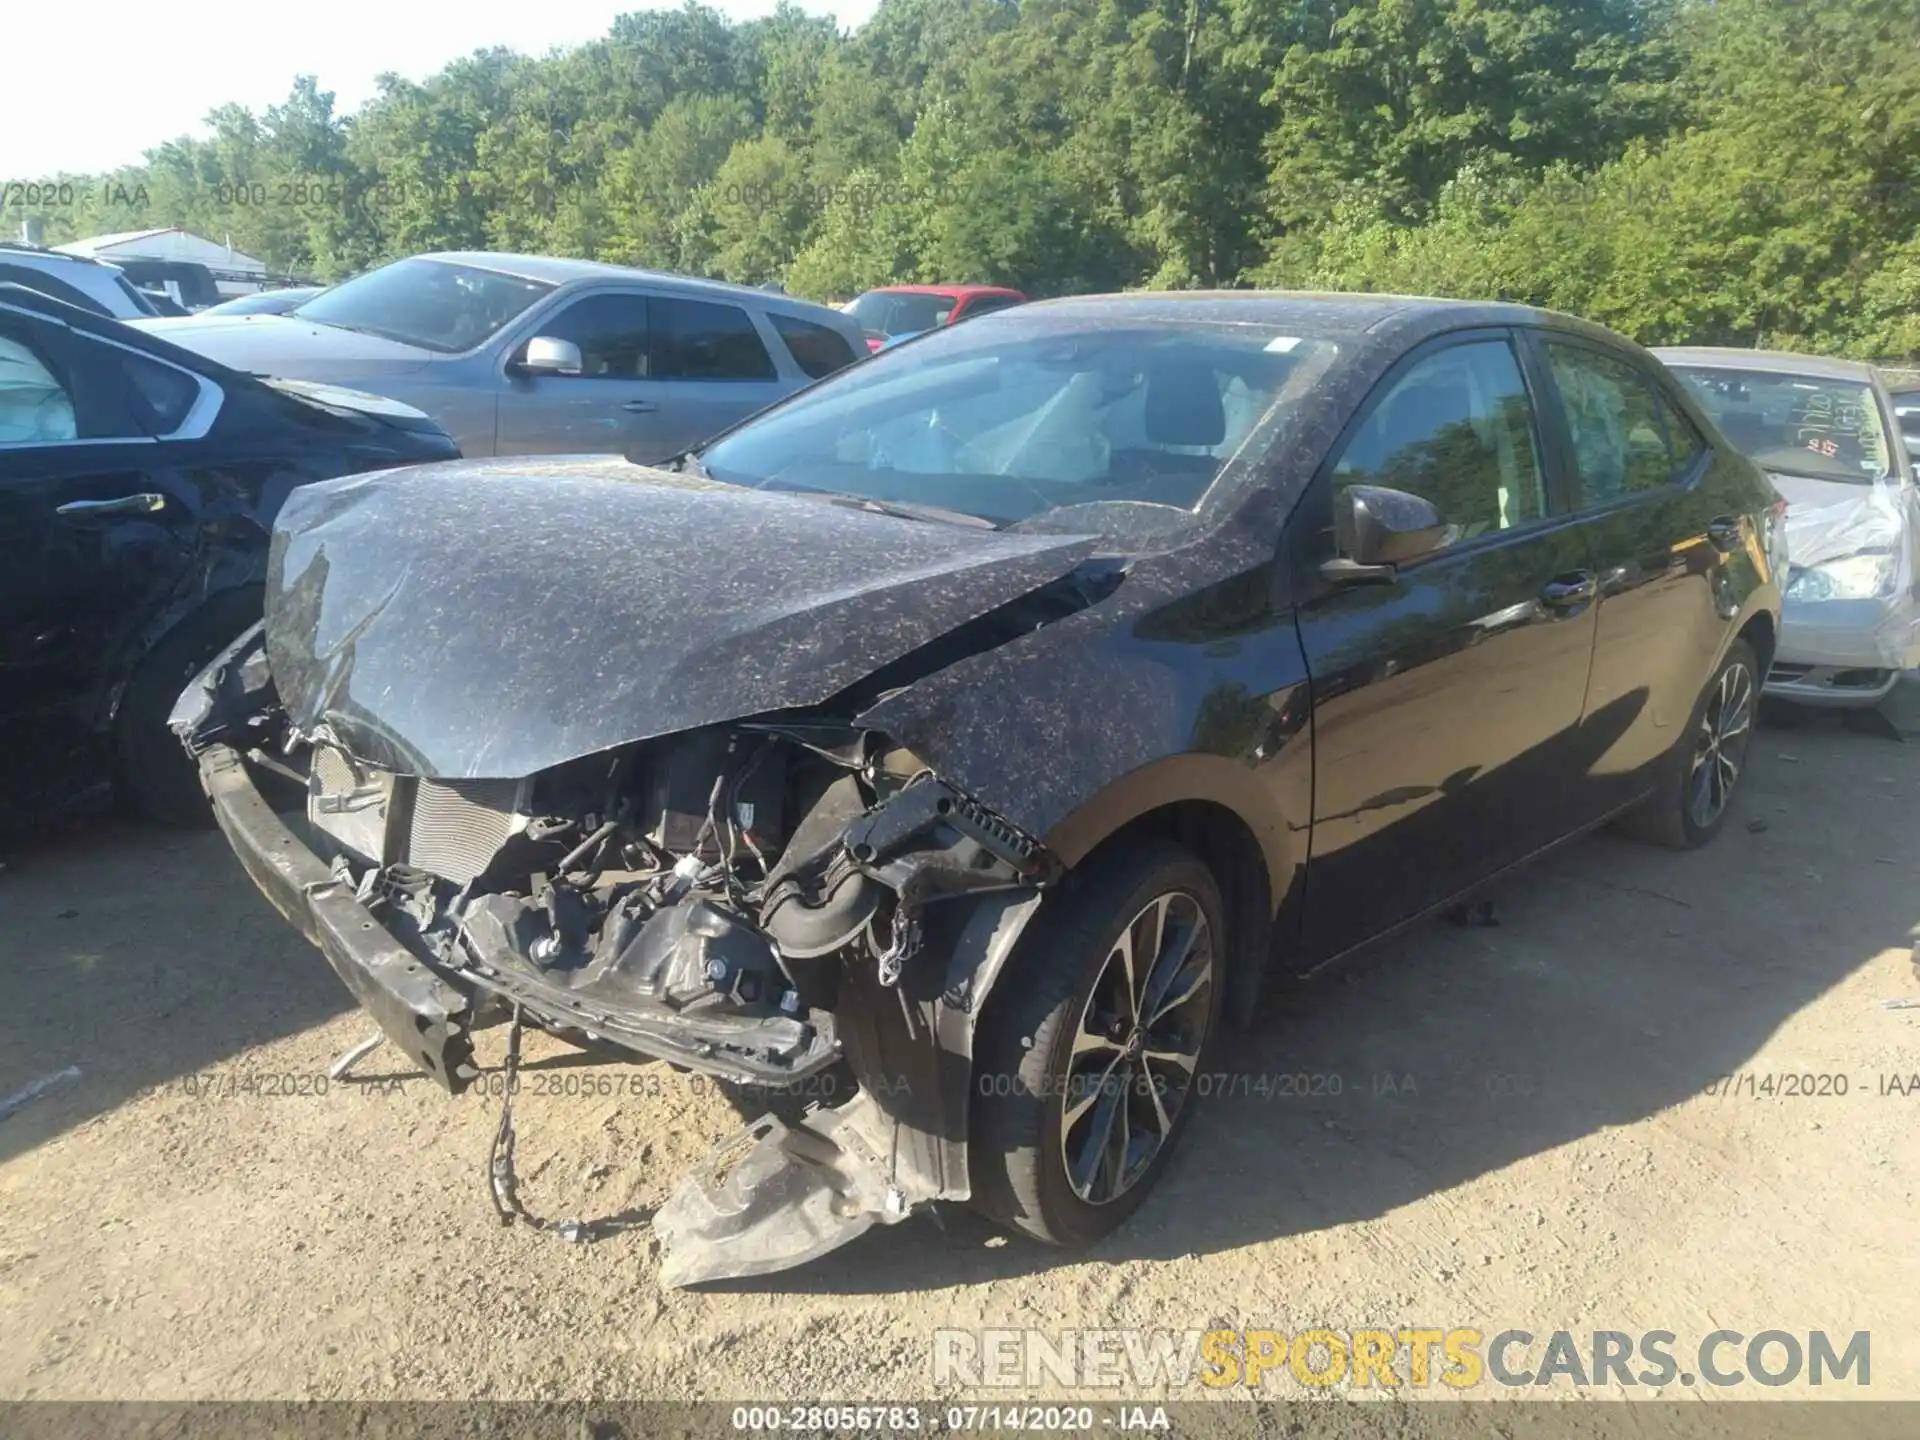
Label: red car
xmin=843 ymin=284 xmax=1027 ymax=351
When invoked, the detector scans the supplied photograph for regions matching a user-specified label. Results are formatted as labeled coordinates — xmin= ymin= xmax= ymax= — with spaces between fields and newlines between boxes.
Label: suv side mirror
xmin=519 ymin=336 xmax=584 ymax=377
xmin=1324 ymin=484 xmax=1451 ymax=583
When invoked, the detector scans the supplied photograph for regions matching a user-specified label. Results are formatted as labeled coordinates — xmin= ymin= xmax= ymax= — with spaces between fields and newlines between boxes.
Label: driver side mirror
xmin=517 ymin=336 xmax=584 ymax=377
xmin=1324 ymin=484 xmax=1452 ymax=583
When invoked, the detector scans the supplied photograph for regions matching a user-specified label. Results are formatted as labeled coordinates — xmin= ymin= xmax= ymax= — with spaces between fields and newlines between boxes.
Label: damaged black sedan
xmin=176 ymin=294 xmax=1782 ymax=1284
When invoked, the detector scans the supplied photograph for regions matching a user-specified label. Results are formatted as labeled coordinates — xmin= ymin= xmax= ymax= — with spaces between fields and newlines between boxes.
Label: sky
xmin=4 ymin=0 xmax=880 ymax=178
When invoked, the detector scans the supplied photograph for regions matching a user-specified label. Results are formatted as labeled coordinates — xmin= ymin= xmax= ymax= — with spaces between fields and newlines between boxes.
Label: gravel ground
xmin=1 ymin=711 xmax=1916 ymax=1413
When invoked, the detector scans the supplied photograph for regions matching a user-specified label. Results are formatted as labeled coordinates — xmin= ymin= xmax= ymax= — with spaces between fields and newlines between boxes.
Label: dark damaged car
xmin=176 ymin=293 xmax=1782 ymax=1284
xmin=0 ymin=282 xmax=458 ymax=829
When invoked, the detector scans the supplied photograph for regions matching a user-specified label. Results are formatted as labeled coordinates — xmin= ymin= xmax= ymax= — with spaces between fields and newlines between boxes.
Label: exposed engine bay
xmin=300 ymin=716 xmax=1056 ymax=1085
xmin=176 ymin=629 xmax=1062 ymax=1285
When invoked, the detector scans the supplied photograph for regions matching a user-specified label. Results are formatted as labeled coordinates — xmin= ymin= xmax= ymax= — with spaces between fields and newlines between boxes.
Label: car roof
xmin=416 ymin=252 xmax=846 ymax=317
xmin=0 ymin=241 xmax=118 ymax=270
xmin=1003 ymin=289 xmax=1621 ymax=345
xmin=1651 ymin=345 xmax=1882 ymax=384
xmin=863 ymin=284 xmax=1026 ymax=299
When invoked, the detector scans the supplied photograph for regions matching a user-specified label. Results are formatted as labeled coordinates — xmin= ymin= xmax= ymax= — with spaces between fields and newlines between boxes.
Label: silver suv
xmin=0 ymin=243 xmax=161 ymax=321
xmin=135 ymin=253 xmax=868 ymax=460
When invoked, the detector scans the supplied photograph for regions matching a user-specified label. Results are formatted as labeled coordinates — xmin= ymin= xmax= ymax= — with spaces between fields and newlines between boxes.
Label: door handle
xmin=56 ymin=493 xmax=166 ymax=517
xmin=1707 ymin=515 xmax=1742 ymax=552
xmin=1540 ymin=571 xmax=1598 ymax=609
xmin=621 ymin=400 xmax=658 ymax=414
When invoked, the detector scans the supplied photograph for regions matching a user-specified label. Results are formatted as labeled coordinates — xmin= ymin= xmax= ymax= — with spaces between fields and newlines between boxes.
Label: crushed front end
xmin=173 ymin=626 xmax=1058 ymax=1284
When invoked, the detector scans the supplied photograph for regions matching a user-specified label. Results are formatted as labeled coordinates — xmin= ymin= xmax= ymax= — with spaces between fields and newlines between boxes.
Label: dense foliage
xmin=13 ymin=0 xmax=1920 ymax=356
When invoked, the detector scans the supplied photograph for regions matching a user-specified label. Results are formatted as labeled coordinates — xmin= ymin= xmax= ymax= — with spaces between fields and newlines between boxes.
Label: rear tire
xmin=113 ymin=590 xmax=262 ymax=827
xmin=970 ymin=838 xmax=1225 ymax=1246
xmin=1616 ymin=637 xmax=1758 ymax=849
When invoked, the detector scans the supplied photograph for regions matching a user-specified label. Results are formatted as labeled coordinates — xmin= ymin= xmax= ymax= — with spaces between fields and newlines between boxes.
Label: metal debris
xmin=0 ymin=1066 xmax=81 ymax=1122
xmin=327 ymin=1031 xmax=387 ymax=1082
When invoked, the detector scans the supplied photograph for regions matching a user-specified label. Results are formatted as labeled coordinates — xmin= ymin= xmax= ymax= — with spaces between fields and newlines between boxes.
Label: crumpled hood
xmin=131 ymin=313 xmax=434 ymax=379
xmin=265 ymin=457 xmax=1097 ymax=777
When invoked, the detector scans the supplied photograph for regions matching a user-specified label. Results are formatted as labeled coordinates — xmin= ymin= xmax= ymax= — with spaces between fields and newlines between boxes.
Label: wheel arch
xmin=103 ymin=582 xmax=265 ymax=733
xmin=1039 ymin=754 xmax=1293 ymax=1027
xmin=1736 ymin=606 xmax=1777 ymax=680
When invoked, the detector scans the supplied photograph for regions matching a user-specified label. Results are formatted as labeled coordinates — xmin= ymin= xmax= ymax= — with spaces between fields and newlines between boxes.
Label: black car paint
xmin=0 ymin=286 xmax=459 ymax=821
xmin=187 ymin=292 xmax=1781 ymax=1281
xmin=858 ymin=303 xmax=1776 ymax=972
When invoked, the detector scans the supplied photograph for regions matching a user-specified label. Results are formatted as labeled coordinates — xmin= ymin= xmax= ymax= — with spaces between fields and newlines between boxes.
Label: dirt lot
xmin=2 ymin=712 xmax=1917 ymax=1411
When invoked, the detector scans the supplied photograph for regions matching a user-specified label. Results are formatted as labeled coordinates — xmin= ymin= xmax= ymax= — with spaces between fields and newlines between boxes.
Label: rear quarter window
xmin=89 ymin=341 xmax=201 ymax=435
xmin=770 ymin=312 xmax=859 ymax=379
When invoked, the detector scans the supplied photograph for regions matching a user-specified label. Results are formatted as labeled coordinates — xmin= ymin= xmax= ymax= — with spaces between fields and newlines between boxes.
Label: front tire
xmin=970 ymin=839 xmax=1225 ymax=1246
xmin=113 ymin=591 xmax=261 ymax=827
xmin=1617 ymin=637 xmax=1758 ymax=849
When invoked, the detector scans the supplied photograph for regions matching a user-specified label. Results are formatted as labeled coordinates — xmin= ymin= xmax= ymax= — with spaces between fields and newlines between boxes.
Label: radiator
xmin=405 ymin=778 xmax=528 ymax=885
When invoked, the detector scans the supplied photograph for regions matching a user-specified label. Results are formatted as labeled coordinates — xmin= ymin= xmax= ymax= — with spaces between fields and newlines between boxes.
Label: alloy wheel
xmin=1058 ymin=891 xmax=1215 ymax=1205
xmin=1687 ymin=659 xmax=1755 ymax=829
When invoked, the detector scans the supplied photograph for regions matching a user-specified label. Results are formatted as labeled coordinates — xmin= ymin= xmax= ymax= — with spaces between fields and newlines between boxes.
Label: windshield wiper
xmin=756 ymin=478 xmax=998 ymax=529
xmin=824 ymin=494 xmax=1000 ymax=529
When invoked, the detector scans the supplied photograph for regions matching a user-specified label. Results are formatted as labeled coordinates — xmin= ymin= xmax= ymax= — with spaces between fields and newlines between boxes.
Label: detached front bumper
xmin=198 ymin=744 xmax=480 ymax=1092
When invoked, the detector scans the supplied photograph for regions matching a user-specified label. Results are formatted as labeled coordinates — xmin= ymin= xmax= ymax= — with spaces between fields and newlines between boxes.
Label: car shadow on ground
xmin=720 ymin=717 xmax=1920 ymax=1293
xmin=0 ymin=816 xmax=353 ymax=1167
xmin=3 ymin=720 xmax=1914 ymax=1280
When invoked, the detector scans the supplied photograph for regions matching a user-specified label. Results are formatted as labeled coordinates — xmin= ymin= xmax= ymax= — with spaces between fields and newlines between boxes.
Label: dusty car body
xmin=180 ymin=295 xmax=1782 ymax=1284
xmin=1660 ymin=348 xmax=1920 ymax=711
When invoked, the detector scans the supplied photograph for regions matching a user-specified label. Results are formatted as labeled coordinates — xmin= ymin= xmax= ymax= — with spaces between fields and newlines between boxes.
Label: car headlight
xmin=1784 ymin=551 xmax=1897 ymax=601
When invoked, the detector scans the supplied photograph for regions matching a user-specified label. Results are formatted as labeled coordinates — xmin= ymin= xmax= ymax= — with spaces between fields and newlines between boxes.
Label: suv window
xmin=1332 ymin=339 xmax=1546 ymax=539
xmin=1547 ymin=342 xmax=1700 ymax=503
xmin=651 ymin=297 xmax=776 ymax=381
xmin=0 ymin=327 xmax=78 ymax=443
xmin=530 ymin=293 xmax=651 ymax=378
xmin=0 ymin=264 xmax=113 ymax=319
xmin=960 ymin=295 xmax=1022 ymax=320
xmin=770 ymin=312 xmax=858 ymax=379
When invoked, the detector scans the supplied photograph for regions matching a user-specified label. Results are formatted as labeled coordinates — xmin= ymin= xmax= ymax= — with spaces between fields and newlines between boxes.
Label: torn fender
xmin=654 ymin=890 xmax=1045 ymax=1286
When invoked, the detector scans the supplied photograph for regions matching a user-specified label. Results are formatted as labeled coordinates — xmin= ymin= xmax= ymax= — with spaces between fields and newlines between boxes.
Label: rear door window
xmin=1545 ymin=342 xmax=1702 ymax=504
xmin=650 ymin=298 xmax=776 ymax=381
xmin=770 ymin=312 xmax=858 ymax=379
xmin=1332 ymin=338 xmax=1548 ymax=540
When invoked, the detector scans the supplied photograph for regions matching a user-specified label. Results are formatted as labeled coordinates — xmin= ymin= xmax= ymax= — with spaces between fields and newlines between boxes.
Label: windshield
xmin=1671 ymin=366 xmax=1892 ymax=484
xmin=291 ymin=258 xmax=553 ymax=353
xmin=697 ymin=317 xmax=1338 ymax=533
xmin=844 ymin=290 xmax=957 ymax=340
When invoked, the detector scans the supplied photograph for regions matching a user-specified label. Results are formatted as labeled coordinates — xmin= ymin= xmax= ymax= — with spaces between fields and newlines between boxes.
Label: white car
xmin=1659 ymin=347 xmax=1920 ymax=712
xmin=0 ymin=242 xmax=160 ymax=321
